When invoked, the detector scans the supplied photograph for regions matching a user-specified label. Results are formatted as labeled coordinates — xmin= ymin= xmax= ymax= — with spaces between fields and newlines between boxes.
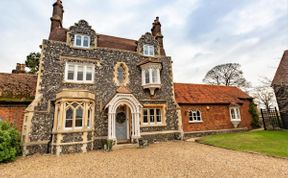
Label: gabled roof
xmin=0 ymin=73 xmax=37 ymax=103
xmin=174 ymin=83 xmax=252 ymax=105
xmin=272 ymin=50 xmax=288 ymax=86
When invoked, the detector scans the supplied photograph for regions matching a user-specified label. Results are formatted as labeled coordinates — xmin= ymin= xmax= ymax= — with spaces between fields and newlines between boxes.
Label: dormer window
xmin=74 ymin=34 xmax=90 ymax=48
xmin=143 ymin=44 xmax=155 ymax=56
xmin=140 ymin=62 xmax=162 ymax=95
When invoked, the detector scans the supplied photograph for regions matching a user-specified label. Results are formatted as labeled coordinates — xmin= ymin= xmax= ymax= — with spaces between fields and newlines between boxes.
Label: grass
xmin=198 ymin=130 xmax=288 ymax=158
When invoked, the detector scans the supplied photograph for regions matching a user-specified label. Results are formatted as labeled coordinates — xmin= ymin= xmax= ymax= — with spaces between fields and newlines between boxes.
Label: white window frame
xmin=188 ymin=110 xmax=202 ymax=123
xmin=64 ymin=62 xmax=95 ymax=84
xmin=74 ymin=34 xmax=91 ymax=48
xmin=142 ymin=68 xmax=161 ymax=85
xmin=143 ymin=44 xmax=155 ymax=57
xmin=142 ymin=108 xmax=163 ymax=126
xmin=229 ymin=107 xmax=241 ymax=121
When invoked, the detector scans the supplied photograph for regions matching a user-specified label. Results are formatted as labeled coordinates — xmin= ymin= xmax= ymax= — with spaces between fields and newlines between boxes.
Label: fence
xmin=260 ymin=107 xmax=282 ymax=130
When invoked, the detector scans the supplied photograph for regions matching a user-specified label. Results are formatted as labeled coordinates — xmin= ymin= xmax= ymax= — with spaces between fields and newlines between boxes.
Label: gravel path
xmin=1 ymin=141 xmax=288 ymax=178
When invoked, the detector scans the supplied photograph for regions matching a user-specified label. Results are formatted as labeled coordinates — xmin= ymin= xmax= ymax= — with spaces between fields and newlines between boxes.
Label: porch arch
xmin=105 ymin=94 xmax=142 ymax=141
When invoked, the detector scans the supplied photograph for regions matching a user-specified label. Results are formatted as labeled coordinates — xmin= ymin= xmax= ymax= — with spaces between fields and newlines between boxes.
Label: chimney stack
xmin=50 ymin=0 xmax=64 ymax=32
xmin=151 ymin=17 xmax=165 ymax=55
xmin=12 ymin=63 xmax=26 ymax=74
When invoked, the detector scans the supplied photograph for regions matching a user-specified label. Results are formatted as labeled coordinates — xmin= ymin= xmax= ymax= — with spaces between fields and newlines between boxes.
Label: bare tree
xmin=203 ymin=63 xmax=250 ymax=88
xmin=251 ymin=77 xmax=277 ymax=110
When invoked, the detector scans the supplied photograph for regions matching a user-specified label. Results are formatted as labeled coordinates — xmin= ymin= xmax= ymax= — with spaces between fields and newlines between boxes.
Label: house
xmin=4 ymin=0 xmax=254 ymax=156
xmin=22 ymin=0 xmax=180 ymax=155
xmin=272 ymin=50 xmax=288 ymax=129
xmin=0 ymin=64 xmax=37 ymax=131
xmin=174 ymin=83 xmax=253 ymax=137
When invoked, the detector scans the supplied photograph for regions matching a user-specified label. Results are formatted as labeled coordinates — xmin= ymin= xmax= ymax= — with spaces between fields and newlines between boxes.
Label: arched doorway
xmin=105 ymin=93 xmax=142 ymax=143
xmin=115 ymin=105 xmax=131 ymax=142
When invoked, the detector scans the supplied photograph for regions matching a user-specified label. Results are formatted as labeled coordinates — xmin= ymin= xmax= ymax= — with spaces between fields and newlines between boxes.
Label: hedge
xmin=0 ymin=120 xmax=22 ymax=163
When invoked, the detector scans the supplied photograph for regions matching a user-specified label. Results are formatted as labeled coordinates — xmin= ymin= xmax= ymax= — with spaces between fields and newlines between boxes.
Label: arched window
xmin=117 ymin=65 xmax=124 ymax=84
xmin=188 ymin=110 xmax=202 ymax=122
xmin=65 ymin=108 xmax=73 ymax=128
xmin=75 ymin=107 xmax=83 ymax=127
xmin=64 ymin=103 xmax=85 ymax=129
xmin=114 ymin=62 xmax=129 ymax=86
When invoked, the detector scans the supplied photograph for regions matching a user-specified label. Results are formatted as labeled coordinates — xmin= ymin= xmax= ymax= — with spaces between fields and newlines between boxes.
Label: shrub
xmin=249 ymin=102 xmax=261 ymax=129
xmin=0 ymin=120 xmax=22 ymax=163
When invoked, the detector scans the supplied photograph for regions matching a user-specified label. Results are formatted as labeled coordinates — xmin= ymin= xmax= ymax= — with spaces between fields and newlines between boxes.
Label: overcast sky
xmin=0 ymin=0 xmax=287 ymax=86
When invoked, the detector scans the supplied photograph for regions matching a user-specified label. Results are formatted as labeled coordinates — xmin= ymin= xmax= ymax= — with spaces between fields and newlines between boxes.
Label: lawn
xmin=198 ymin=130 xmax=288 ymax=158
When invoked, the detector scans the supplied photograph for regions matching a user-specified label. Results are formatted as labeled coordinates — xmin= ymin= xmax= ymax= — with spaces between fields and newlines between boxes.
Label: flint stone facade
xmin=22 ymin=4 xmax=179 ymax=155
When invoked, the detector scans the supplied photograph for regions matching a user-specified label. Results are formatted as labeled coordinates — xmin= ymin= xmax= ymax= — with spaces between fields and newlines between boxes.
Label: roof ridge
xmin=174 ymin=82 xmax=238 ymax=88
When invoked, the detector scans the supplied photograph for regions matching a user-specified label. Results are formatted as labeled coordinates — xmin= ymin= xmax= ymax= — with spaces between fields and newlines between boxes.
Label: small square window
xmin=143 ymin=45 xmax=154 ymax=56
xmin=74 ymin=34 xmax=90 ymax=48
xmin=189 ymin=110 xmax=202 ymax=123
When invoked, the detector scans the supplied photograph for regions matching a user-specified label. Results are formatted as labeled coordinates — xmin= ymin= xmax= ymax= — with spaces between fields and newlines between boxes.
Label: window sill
xmin=140 ymin=124 xmax=166 ymax=128
xmin=189 ymin=121 xmax=203 ymax=124
xmin=53 ymin=128 xmax=94 ymax=134
xmin=63 ymin=81 xmax=94 ymax=85
xmin=231 ymin=119 xmax=241 ymax=121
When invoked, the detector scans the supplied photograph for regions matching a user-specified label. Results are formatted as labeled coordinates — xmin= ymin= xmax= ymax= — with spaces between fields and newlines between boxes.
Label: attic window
xmin=74 ymin=34 xmax=90 ymax=48
xmin=143 ymin=44 xmax=154 ymax=56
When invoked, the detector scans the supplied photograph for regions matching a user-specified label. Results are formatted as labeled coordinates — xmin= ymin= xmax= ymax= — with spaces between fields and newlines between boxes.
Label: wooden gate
xmin=260 ymin=107 xmax=282 ymax=130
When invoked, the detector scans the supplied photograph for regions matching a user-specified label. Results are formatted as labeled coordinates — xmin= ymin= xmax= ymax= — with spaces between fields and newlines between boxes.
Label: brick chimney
xmin=12 ymin=63 xmax=26 ymax=73
xmin=151 ymin=17 xmax=165 ymax=55
xmin=50 ymin=0 xmax=64 ymax=32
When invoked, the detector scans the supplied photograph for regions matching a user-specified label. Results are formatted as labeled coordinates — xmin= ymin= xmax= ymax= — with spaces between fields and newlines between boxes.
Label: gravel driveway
xmin=1 ymin=141 xmax=288 ymax=178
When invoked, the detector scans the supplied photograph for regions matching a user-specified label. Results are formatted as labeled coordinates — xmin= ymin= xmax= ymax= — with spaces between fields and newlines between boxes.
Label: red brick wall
xmin=180 ymin=100 xmax=252 ymax=132
xmin=0 ymin=104 xmax=28 ymax=132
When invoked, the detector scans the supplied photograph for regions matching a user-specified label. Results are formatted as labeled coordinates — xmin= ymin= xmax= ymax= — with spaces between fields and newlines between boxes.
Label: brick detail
xmin=0 ymin=104 xmax=28 ymax=131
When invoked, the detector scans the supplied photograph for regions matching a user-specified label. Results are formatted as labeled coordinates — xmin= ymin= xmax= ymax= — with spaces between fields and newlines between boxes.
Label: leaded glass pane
xmin=65 ymin=108 xmax=73 ymax=128
xmin=76 ymin=35 xmax=82 ymax=46
xmin=75 ymin=108 xmax=83 ymax=127
xmin=83 ymin=36 xmax=89 ymax=47
xmin=77 ymin=66 xmax=84 ymax=81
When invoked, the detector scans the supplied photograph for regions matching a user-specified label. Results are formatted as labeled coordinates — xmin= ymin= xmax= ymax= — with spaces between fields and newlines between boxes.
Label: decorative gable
xmin=67 ymin=20 xmax=97 ymax=48
xmin=137 ymin=32 xmax=160 ymax=56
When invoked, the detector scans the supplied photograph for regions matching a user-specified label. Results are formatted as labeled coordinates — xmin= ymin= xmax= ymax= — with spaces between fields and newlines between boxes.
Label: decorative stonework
xmin=67 ymin=20 xmax=97 ymax=49
xmin=113 ymin=62 xmax=129 ymax=86
xmin=137 ymin=32 xmax=160 ymax=56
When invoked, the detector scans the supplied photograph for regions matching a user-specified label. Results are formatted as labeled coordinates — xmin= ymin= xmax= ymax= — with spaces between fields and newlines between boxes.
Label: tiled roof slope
xmin=272 ymin=50 xmax=288 ymax=86
xmin=174 ymin=83 xmax=252 ymax=105
xmin=49 ymin=29 xmax=138 ymax=52
xmin=0 ymin=73 xmax=37 ymax=102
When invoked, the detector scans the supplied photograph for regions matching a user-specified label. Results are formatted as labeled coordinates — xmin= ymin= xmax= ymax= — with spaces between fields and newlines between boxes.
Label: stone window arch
xmin=113 ymin=62 xmax=129 ymax=86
